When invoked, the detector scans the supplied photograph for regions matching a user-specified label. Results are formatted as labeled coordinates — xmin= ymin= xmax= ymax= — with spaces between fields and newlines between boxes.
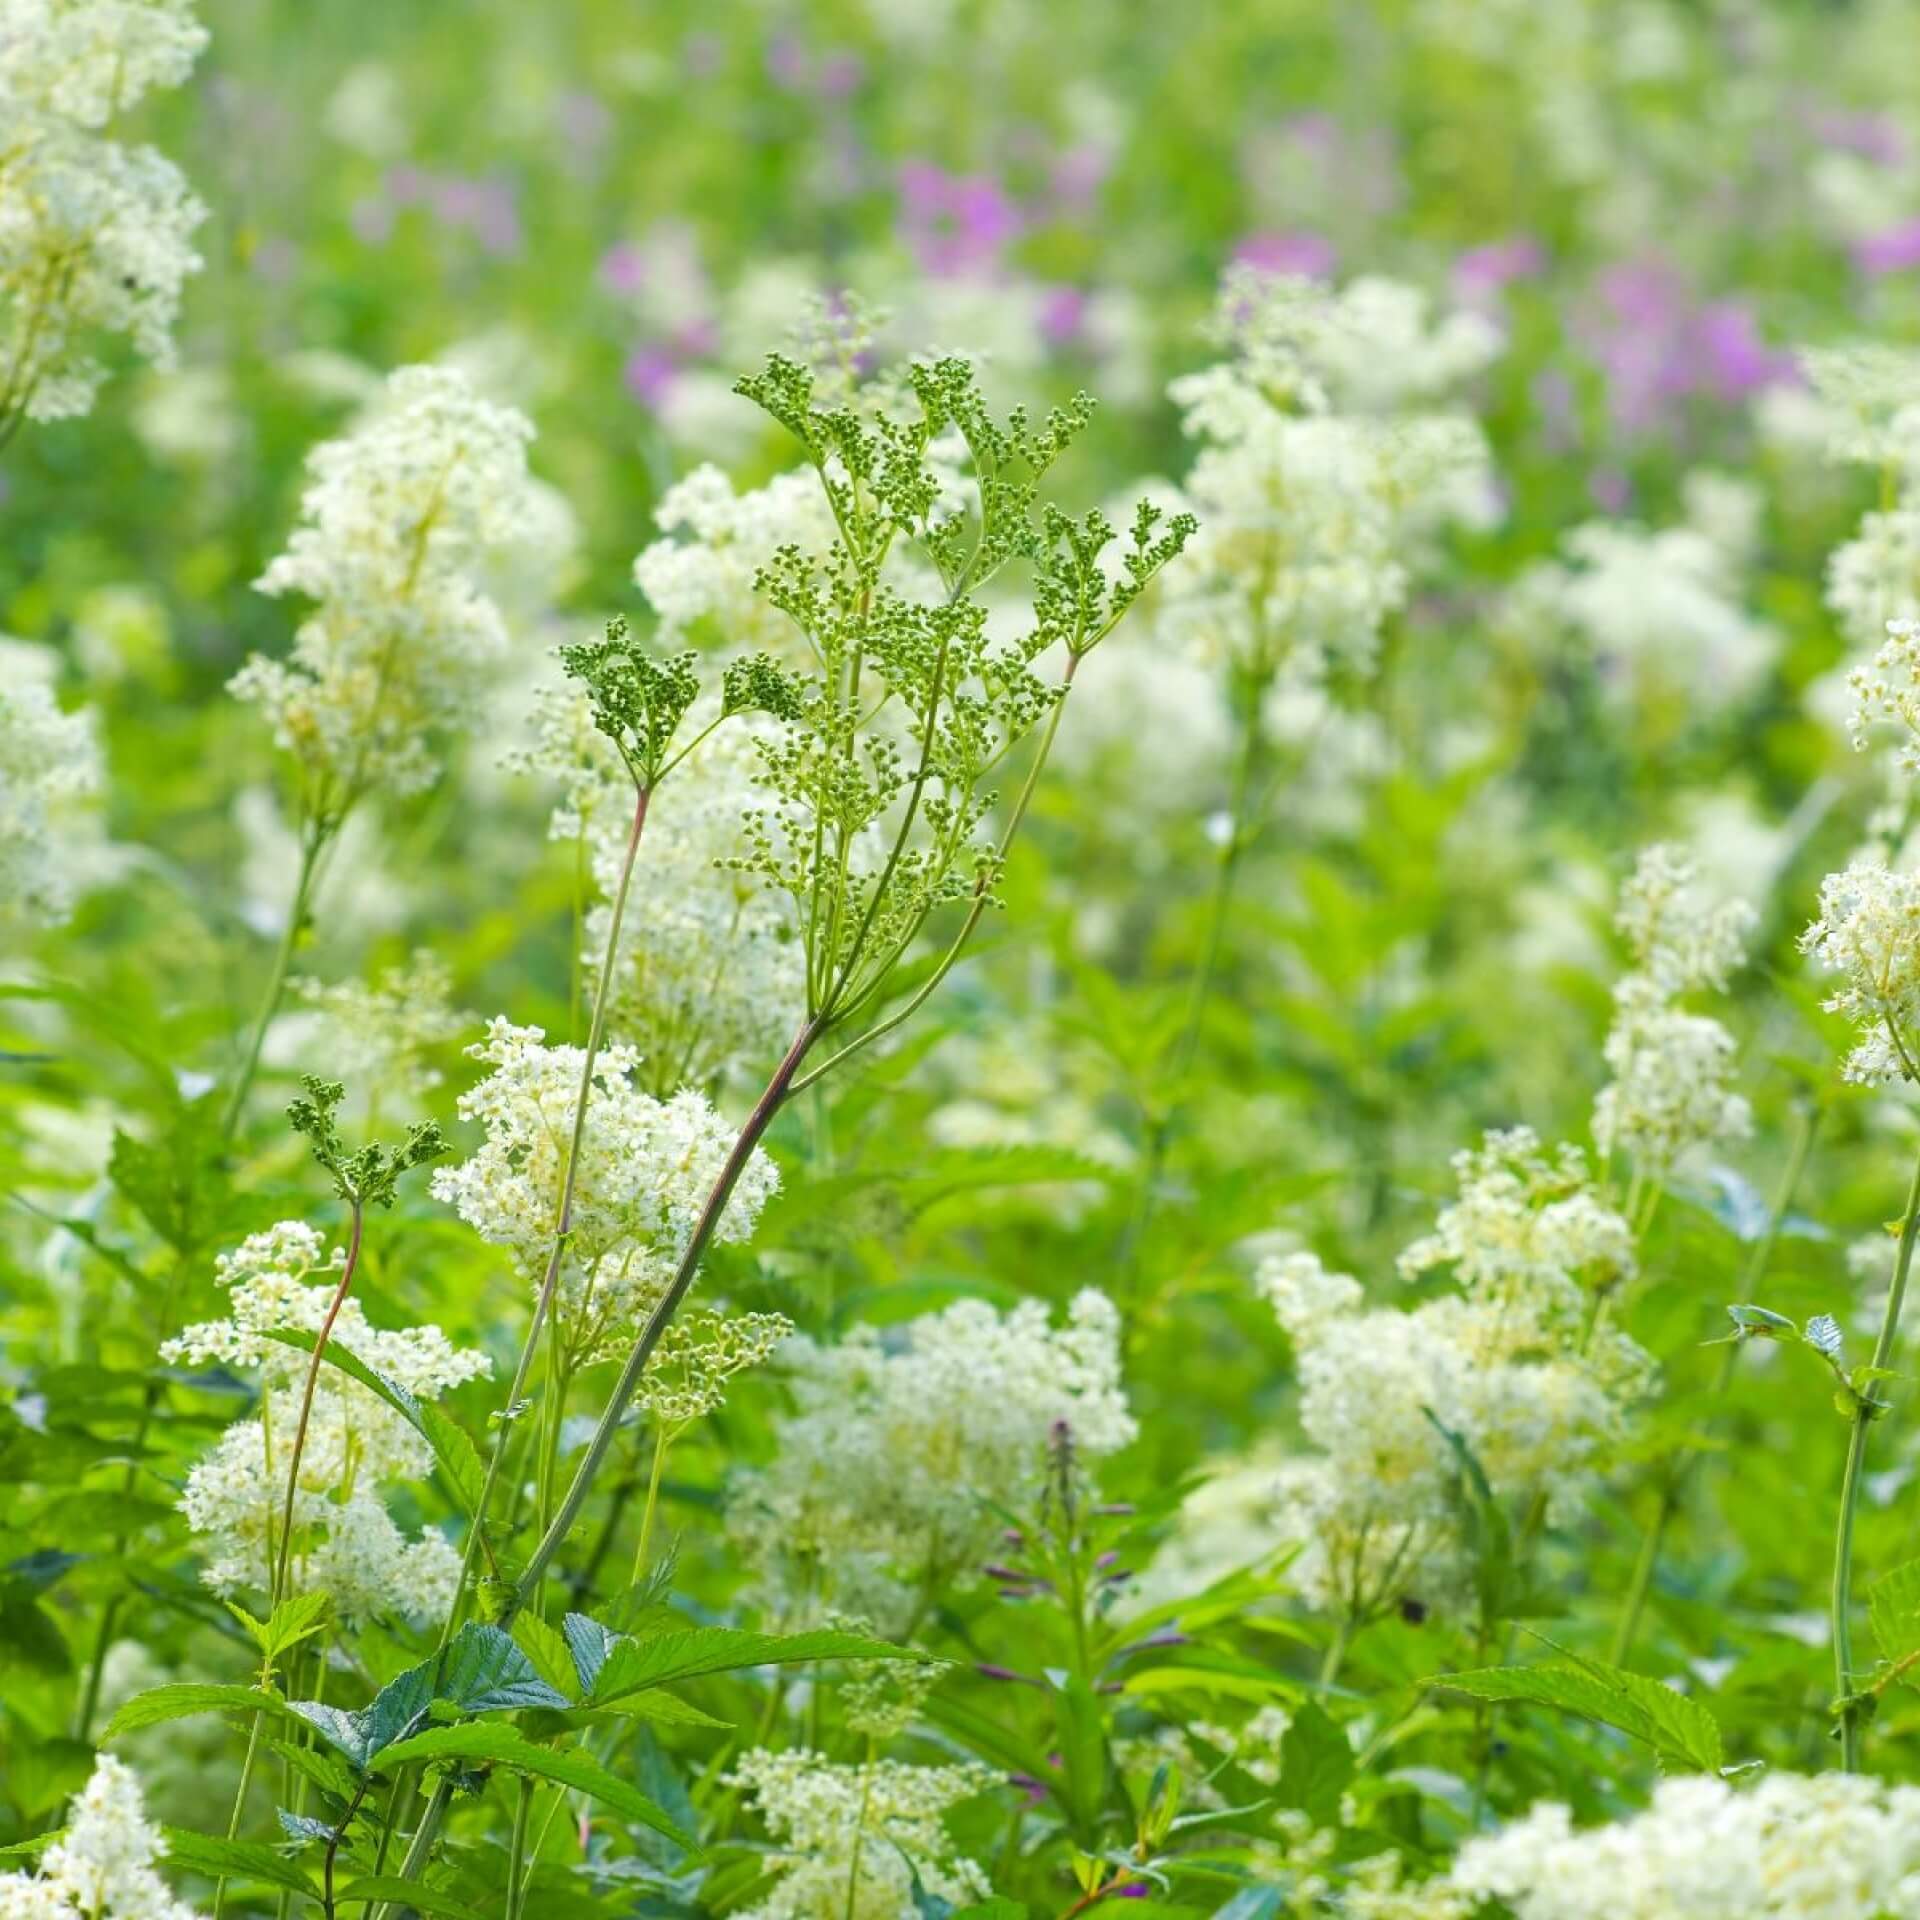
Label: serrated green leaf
xmin=367 ymin=1722 xmax=696 ymax=1849
xmin=1437 ymin=1648 xmax=1722 ymax=1772
xmin=1277 ymin=1700 xmax=1351 ymax=1824
xmin=161 ymin=1829 xmax=315 ymax=1897
xmin=587 ymin=1624 xmax=913 ymax=1704
xmin=436 ymin=1621 xmax=571 ymax=1714
xmin=1871 ymin=1560 xmax=1920 ymax=1672
xmin=512 ymin=1613 xmax=580 ymax=1703
xmin=102 ymin=1683 xmax=296 ymax=1739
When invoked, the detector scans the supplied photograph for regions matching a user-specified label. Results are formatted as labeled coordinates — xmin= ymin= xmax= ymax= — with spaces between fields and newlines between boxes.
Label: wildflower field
xmin=22 ymin=0 xmax=1920 ymax=1914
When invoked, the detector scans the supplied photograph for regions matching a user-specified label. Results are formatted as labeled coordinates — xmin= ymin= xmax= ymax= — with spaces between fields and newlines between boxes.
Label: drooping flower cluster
xmin=1259 ymin=1241 xmax=1649 ymax=1622
xmin=288 ymin=949 xmax=473 ymax=1104
xmin=0 ymin=670 xmax=102 ymax=927
xmin=1591 ymin=844 xmax=1753 ymax=1173
xmin=1800 ymin=857 xmax=1920 ymax=1084
xmin=0 ymin=1754 xmax=199 ymax=1920
xmin=1159 ymin=267 xmax=1499 ymax=690
xmin=730 ymin=1291 xmax=1135 ymax=1624
xmin=580 ymin=724 xmax=805 ymax=1091
xmin=428 ymin=1020 xmax=780 ymax=1360
xmin=230 ymin=365 xmax=541 ymax=816
xmin=1849 ymin=617 xmax=1920 ymax=772
xmin=160 ymin=1221 xmax=488 ymax=1623
xmin=1449 ymin=1771 xmax=1920 ymax=1919
xmin=726 ymin=1749 xmax=993 ymax=1920
xmin=0 ymin=0 xmax=207 ymax=432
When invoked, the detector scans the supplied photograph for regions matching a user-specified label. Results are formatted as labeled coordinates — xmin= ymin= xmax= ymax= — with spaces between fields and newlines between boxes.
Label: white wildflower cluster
xmin=731 ymin=1291 xmax=1135 ymax=1621
xmin=1801 ymin=858 xmax=1920 ymax=1084
xmin=726 ymin=1749 xmax=993 ymax=1920
xmin=1503 ymin=518 xmax=1779 ymax=713
xmin=160 ymin=1221 xmax=488 ymax=1623
xmin=1450 ymin=1771 xmax=1920 ymax=1919
xmin=1261 ymin=1133 xmax=1650 ymax=1622
xmin=632 ymin=464 xmax=839 ymax=662
xmin=499 ymin=678 xmax=621 ymax=842
xmin=0 ymin=0 xmax=207 ymax=428
xmin=0 ymin=1754 xmax=199 ymax=1920
xmin=429 ymin=1020 xmax=779 ymax=1360
xmin=581 ymin=724 xmax=805 ymax=1091
xmin=1800 ymin=348 xmax=1920 ymax=673
xmin=1398 ymin=1127 xmax=1639 ymax=1322
xmin=230 ymin=366 xmax=541 ymax=812
xmin=1591 ymin=844 xmax=1753 ymax=1172
xmin=289 ymin=950 xmax=472 ymax=1102
xmin=0 ymin=672 xmax=102 ymax=926
xmin=1849 ymin=619 xmax=1920 ymax=771
xmin=1160 ymin=268 xmax=1498 ymax=688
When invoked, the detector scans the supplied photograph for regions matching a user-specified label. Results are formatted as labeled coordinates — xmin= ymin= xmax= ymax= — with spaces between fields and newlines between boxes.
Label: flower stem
xmin=1834 ymin=1138 xmax=1920 ymax=1769
xmin=1609 ymin=1105 xmax=1818 ymax=1667
xmin=629 ymin=1425 xmax=671 ymax=1588
xmin=222 ymin=819 xmax=328 ymax=1144
xmin=272 ymin=1201 xmax=366 ymax=1609
xmin=441 ymin=780 xmax=651 ymax=1644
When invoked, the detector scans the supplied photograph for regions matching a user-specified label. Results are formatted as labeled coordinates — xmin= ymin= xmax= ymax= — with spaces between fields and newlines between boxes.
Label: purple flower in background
xmin=1038 ymin=284 xmax=1087 ymax=348
xmin=349 ymin=196 xmax=395 ymax=246
xmin=1453 ymin=236 xmax=1545 ymax=310
xmin=897 ymin=161 xmax=1020 ymax=277
xmin=1583 ymin=258 xmax=1788 ymax=436
xmin=1855 ymin=218 xmax=1920 ymax=277
xmin=623 ymin=346 xmax=680 ymax=407
xmin=1695 ymin=300 xmax=1791 ymax=397
xmin=765 ymin=32 xmax=809 ymax=91
xmin=432 ymin=176 xmax=521 ymax=258
xmin=816 ymin=50 xmax=864 ymax=100
xmin=599 ymin=243 xmax=647 ymax=298
xmin=682 ymin=33 xmax=723 ymax=77
xmin=1588 ymin=468 xmax=1632 ymax=514
xmin=1234 ymin=228 xmax=1336 ymax=278
xmin=1049 ymin=143 xmax=1111 ymax=216
xmin=1811 ymin=107 xmax=1907 ymax=167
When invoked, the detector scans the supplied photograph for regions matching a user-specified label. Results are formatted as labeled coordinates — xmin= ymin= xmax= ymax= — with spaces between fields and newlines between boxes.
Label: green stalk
xmin=222 ymin=820 xmax=328 ymax=1143
xmin=440 ymin=779 xmax=652 ymax=1644
xmin=1834 ymin=1140 xmax=1920 ymax=1769
xmin=1609 ymin=1106 xmax=1817 ymax=1667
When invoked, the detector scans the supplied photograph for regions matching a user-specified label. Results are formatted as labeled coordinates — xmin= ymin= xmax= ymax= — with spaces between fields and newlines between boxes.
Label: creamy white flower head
xmin=290 ymin=950 xmax=473 ymax=1101
xmin=159 ymin=1221 xmax=489 ymax=1622
xmin=1511 ymin=520 xmax=1778 ymax=713
xmin=1203 ymin=267 xmax=1500 ymax=416
xmin=0 ymin=674 xmax=102 ymax=926
xmin=0 ymin=0 xmax=206 ymax=125
xmin=429 ymin=1019 xmax=779 ymax=1360
xmin=1162 ymin=269 xmax=1497 ymax=688
xmin=579 ymin=722 xmax=805 ymax=1092
xmin=633 ymin=464 xmax=838 ymax=662
xmin=0 ymin=130 xmax=205 ymax=426
xmin=1801 ymin=858 xmax=1920 ymax=1084
xmin=730 ymin=1291 xmax=1135 ymax=1613
xmin=1828 ymin=510 xmax=1920 ymax=657
xmin=231 ymin=365 xmax=541 ymax=811
xmin=727 ymin=1749 xmax=993 ymax=1920
xmin=1849 ymin=619 xmax=1920 ymax=770
xmin=0 ymin=1755 xmax=199 ymax=1920
xmin=1398 ymin=1127 xmax=1637 ymax=1321
xmin=1256 ymin=1250 xmax=1650 ymax=1620
xmin=1451 ymin=1770 xmax=1920 ymax=1919
xmin=1801 ymin=343 xmax=1920 ymax=473
xmin=1593 ymin=845 xmax=1752 ymax=1171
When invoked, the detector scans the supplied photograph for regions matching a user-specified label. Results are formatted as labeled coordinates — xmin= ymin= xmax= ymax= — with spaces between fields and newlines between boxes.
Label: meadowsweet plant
xmin=0 ymin=0 xmax=207 ymax=441
xmin=42 ymin=9 xmax=1920 ymax=1916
